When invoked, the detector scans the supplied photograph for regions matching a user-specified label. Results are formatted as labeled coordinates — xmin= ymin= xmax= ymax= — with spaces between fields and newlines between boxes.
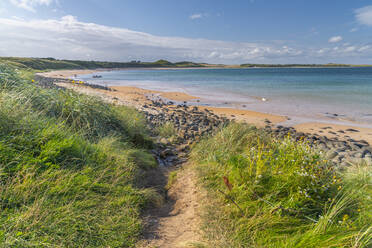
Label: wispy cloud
xmin=189 ymin=13 xmax=204 ymax=20
xmin=0 ymin=15 xmax=308 ymax=63
xmin=328 ymin=36 xmax=343 ymax=43
xmin=0 ymin=15 xmax=370 ymax=64
xmin=355 ymin=5 xmax=372 ymax=26
xmin=9 ymin=0 xmax=54 ymax=12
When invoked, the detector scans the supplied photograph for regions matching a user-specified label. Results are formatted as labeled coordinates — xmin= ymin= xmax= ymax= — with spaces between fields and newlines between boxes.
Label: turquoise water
xmin=78 ymin=67 xmax=372 ymax=126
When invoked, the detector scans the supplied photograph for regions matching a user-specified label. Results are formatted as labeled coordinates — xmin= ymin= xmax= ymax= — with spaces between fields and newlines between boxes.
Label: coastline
xmin=38 ymin=69 xmax=372 ymax=145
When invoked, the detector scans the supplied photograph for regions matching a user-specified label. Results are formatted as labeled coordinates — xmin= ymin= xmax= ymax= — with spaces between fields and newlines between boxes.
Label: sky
xmin=0 ymin=0 xmax=372 ymax=64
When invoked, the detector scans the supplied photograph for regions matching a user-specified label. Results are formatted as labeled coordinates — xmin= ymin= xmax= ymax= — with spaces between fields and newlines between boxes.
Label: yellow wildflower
xmin=342 ymin=214 xmax=349 ymax=221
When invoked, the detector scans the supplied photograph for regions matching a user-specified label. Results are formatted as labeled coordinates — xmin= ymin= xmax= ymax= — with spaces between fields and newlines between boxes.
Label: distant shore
xmin=38 ymin=69 xmax=372 ymax=145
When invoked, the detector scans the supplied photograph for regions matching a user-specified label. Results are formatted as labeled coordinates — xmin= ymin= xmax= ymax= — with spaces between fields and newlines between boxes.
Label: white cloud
xmin=350 ymin=28 xmax=358 ymax=32
xmin=355 ymin=5 xmax=372 ymax=26
xmin=358 ymin=45 xmax=371 ymax=52
xmin=9 ymin=0 xmax=54 ymax=12
xmin=189 ymin=13 xmax=203 ymax=20
xmin=328 ymin=36 xmax=343 ymax=43
xmin=314 ymin=44 xmax=372 ymax=60
xmin=0 ymin=15 xmax=306 ymax=63
xmin=344 ymin=46 xmax=356 ymax=52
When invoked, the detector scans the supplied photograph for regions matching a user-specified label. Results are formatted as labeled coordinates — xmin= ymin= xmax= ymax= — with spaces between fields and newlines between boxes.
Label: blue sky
xmin=1 ymin=0 xmax=372 ymax=64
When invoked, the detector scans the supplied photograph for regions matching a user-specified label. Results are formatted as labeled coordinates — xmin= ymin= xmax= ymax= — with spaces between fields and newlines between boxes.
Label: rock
xmin=362 ymin=149 xmax=372 ymax=158
xmin=346 ymin=128 xmax=359 ymax=132
xmin=159 ymin=138 xmax=170 ymax=146
xmin=160 ymin=148 xmax=173 ymax=158
xmin=327 ymin=150 xmax=339 ymax=159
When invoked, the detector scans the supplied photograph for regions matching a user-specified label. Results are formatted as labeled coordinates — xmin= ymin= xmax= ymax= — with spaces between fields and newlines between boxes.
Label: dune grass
xmin=156 ymin=121 xmax=179 ymax=143
xmin=191 ymin=123 xmax=371 ymax=248
xmin=0 ymin=64 xmax=159 ymax=247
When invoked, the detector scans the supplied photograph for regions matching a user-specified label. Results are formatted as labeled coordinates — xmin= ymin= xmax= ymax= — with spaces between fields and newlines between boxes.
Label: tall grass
xmin=0 ymin=64 xmax=158 ymax=247
xmin=191 ymin=123 xmax=371 ymax=248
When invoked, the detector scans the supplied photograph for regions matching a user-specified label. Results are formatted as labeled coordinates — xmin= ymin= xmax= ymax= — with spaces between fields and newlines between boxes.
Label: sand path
xmin=138 ymin=164 xmax=205 ymax=248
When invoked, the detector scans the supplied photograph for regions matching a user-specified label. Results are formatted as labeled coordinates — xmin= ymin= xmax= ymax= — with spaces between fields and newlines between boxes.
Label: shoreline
xmin=38 ymin=69 xmax=372 ymax=145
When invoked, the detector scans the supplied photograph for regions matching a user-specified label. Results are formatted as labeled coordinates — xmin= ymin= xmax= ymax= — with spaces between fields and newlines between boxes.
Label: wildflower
xmin=31 ymin=79 xmax=35 ymax=83
xmin=357 ymin=209 xmax=361 ymax=212
xmin=342 ymin=214 xmax=349 ymax=222
xmin=338 ymin=186 xmax=342 ymax=190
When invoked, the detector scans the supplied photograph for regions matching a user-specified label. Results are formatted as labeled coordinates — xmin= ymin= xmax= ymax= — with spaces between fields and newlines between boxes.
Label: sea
xmin=77 ymin=67 xmax=372 ymax=127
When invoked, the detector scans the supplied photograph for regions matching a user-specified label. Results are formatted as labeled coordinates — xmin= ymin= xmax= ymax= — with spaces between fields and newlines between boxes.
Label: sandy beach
xmin=37 ymin=69 xmax=107 ymax=79
xmin=39 ymin=69 xmax=372 ymax=145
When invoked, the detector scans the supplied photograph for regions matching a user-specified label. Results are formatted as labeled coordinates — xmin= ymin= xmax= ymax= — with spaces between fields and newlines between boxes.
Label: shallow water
xmin=78 ymin=67 xmax=372 ymax=127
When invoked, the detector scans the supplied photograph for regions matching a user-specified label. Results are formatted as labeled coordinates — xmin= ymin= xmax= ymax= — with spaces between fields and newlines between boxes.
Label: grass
xmin=191 ymin=123 xmax=372 ymax=248
xmin=0 ymin=64 xmax=159 ymax=247
xmin=157 ymin=122 xmax=178 ymax=142
xmin=165 ymin=171 xmax=178 ymax=190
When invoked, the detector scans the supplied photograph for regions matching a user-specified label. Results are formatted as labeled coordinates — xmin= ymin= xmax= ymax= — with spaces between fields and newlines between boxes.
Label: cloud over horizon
xmin=0 ymin=15 xmax=371 ymax=64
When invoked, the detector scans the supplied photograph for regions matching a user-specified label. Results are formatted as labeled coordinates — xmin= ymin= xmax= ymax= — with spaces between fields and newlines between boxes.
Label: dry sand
xmin=38 ymin=69 xmax=106 ymax=79
xmin=199 ymin=106 xmax=287 ymax=126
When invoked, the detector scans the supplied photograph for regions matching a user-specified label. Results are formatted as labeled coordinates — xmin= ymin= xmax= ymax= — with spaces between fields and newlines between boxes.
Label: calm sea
xmin=78 ymin=67 xmax=372 ymax=127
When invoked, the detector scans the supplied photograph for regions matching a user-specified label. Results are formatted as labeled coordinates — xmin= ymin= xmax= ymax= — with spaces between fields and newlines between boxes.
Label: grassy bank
xmin=0 ymin=64 xmax=159 ymax=247
xmin=191 ymin=123 xmax=371 ymax=247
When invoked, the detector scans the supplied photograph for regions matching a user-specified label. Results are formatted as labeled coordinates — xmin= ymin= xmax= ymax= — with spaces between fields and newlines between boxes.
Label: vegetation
xmin=2 ymin=57 xmax=371 ymax=71
xmin=0 ymin=57 xmax=205 ymax=71
xmin=240 ymin=63 xmax=353 ymax=68
xmin=1 ymin=57 xmax=371 ymax=247
xmin=0 ymin=64 xmax=159 ymax=247
xmin=156 ymin=122 xmax=178 ymax=142
xmin=191 ymin=123 xmax=371 ymax=248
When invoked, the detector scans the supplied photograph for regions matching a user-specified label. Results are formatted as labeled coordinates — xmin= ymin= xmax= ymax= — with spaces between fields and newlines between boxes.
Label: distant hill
xmin=1 ymin=57 xmax=370 ymax=71
xmin=0 ymin=57 xmax=206 ymax=70
xmin=240 ymin=63 xmax=372 ymax=68
xmin=240 ymin=63 xmax=348 ymax=68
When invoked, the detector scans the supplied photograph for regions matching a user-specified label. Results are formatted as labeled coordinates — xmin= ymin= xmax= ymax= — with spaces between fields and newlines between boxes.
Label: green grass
xmin=165 ymin=171 xmax=178 ymax=190
xmin=0 ymin=64 xmax=159 ymax=247
xmin=191 ymin=123 xmax=371 ymax=248
xmin=157 ymin=122 xmax=179 ymax=142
